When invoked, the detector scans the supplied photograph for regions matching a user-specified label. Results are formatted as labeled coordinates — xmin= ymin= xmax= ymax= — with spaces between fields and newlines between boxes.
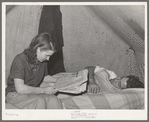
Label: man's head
xmin=109 ymin=75 xmax=144 ymax=89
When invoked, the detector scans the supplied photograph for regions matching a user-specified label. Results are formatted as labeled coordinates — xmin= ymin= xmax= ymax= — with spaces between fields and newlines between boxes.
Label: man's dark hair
xmin=125 ymin=75 xmax=144 ymax=88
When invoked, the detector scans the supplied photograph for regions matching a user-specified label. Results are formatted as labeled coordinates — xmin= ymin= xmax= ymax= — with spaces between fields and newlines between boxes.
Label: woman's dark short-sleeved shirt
xmin=6 ymin=52 xmax=48 ymax=95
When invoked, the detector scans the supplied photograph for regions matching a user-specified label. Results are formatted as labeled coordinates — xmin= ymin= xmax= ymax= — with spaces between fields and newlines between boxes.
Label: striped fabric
xmin=60 ymin=88 xmax=144 ymax=109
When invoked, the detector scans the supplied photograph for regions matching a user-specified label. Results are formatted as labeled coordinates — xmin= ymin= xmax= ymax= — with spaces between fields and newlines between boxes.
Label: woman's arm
xmin=43 ymin=75 xmax=57 ymax=83
xmin=14 ymin=78 xmax=56 ymax=94
xmin=40 ymin=75 xmax=57 ymax=87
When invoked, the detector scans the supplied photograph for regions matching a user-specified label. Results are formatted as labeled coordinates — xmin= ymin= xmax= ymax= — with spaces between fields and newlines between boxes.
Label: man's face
xmin=109 ymin=77 xmax=129 ymax=89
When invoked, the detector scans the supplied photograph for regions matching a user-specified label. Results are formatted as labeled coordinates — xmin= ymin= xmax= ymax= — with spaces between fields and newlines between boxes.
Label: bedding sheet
xmin=60 ymin=88 xmax=144 ymax=109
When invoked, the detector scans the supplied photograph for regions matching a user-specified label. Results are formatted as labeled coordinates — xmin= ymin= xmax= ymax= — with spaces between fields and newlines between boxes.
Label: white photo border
xmin=2 ymin=2 xmax=148 ymax=120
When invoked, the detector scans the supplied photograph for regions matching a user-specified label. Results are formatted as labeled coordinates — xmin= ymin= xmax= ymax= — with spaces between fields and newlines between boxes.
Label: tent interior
xmin=6 ymin=5 xmax=145 ymax=83
xmin=4 ymin=4 xmax=145 ymax=110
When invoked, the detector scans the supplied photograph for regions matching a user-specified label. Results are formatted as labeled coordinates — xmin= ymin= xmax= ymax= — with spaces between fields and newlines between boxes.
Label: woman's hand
xmin=44 ymin=86 xmax=58 ymax=94
xmin=41 ymin=75 xmax=57 ymax=88
xmin=87 ymin=83 xmax=100 ymax=93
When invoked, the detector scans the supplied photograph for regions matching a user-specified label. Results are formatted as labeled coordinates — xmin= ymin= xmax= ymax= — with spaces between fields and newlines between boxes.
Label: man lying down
xmin=41 ymin=65 xmax=144 ymax=94
xmin=84 ymin=66 xmax=144 ymax=94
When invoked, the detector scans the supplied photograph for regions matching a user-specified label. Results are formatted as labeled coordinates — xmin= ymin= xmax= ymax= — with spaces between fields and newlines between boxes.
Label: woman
xmin=6 ymin=32 xmax=63 ymax=109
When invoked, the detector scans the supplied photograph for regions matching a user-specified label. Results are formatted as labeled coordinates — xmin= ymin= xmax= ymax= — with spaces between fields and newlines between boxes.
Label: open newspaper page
xmin=53 ymin=69 xmax=88 ymax=94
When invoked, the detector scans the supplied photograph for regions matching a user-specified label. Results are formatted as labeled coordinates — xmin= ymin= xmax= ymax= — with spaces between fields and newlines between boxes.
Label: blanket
xmin=5 ymin=88 xmax=144 ymax=109
xmin=60 ymin=88 xmax=144 ymax=109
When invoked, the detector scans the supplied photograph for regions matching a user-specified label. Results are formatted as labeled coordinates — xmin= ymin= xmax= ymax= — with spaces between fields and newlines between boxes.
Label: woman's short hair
xmin=24 ymin=32 xmax=56 ymax=64
xmin=125 ymin=75 xmax=144 ymax=88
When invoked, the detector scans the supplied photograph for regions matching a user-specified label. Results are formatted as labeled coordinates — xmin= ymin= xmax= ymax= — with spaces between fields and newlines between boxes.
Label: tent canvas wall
xmin=5 ymin=4 xmax=145 ymax=86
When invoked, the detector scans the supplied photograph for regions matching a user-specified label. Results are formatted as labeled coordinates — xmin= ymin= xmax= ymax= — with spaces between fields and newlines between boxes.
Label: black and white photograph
xmin=2 ymin=1 xmax=148 ymax=120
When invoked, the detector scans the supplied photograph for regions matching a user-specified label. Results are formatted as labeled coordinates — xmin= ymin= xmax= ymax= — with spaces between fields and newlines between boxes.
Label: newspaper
xmin=53 ymin=69 xmax=88 ymax=94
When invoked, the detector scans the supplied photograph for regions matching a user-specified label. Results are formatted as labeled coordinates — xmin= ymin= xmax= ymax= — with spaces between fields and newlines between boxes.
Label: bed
xmin=58 ymin=88 xmax=144 ymax=109
xmin=6 ymin=88 xmax=144 ymax=109
xmin=5 ymin=66 xmax=144 ymax=109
